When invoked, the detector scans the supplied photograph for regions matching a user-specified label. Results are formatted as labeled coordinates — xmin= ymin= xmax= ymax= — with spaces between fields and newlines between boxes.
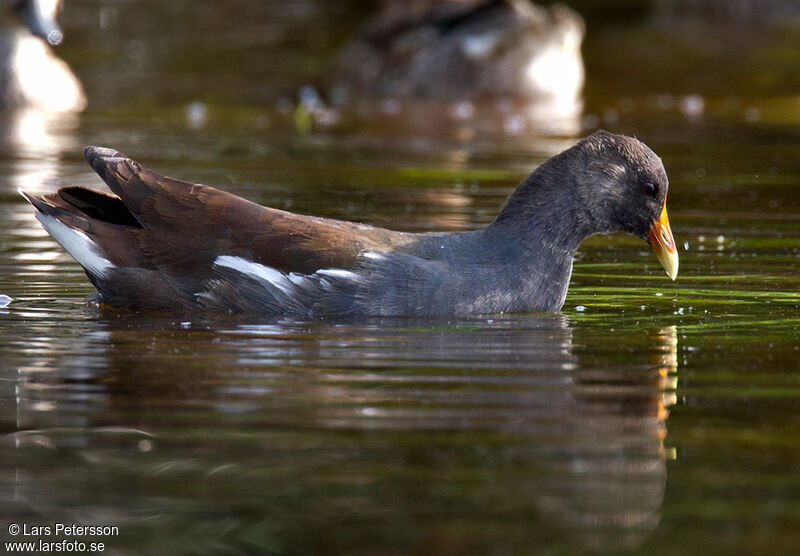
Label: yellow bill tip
xmin=649 ymin=204 xmax=678 ymax=281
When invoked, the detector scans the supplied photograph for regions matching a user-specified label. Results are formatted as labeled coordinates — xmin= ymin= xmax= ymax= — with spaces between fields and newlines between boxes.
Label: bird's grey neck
xmin=480 ymin=222 xmax=576 ymax=311
xmin=488 ymin=175 xmax=595 ymax=257
xmin=463 ymin=169 xmax=601 ymax=312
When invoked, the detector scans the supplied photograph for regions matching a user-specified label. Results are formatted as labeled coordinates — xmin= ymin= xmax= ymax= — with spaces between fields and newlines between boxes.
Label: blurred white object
xmin=0 ymin=0 xmax=86 ymax=113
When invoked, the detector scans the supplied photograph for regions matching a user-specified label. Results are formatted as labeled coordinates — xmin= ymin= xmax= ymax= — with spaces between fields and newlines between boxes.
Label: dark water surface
xmin=2 ymin=2 xmax=800 ymax=554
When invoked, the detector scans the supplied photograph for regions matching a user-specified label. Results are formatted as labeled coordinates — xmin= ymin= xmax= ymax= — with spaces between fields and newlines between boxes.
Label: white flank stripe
xmin=35 ymin=213 xmax=114 ymax=278
xmin=315 ymin=269 xmax=361 ymax=281
xmin=288 ymin=272 xmax=311 ymax=287
xmin=213 ymin=255 xmax=295 ymax=296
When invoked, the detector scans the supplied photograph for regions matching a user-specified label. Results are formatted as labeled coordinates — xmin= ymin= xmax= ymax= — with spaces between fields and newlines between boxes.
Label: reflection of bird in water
xmin=7 ymin=316 xmax=677 ymax=552
xmin=333 ymin=0 xmax=584 ymax=126
xmin=0 ymin=0 xmax=85 ymax=113
xmin=532 ymin=325 xmax=679 ymax=551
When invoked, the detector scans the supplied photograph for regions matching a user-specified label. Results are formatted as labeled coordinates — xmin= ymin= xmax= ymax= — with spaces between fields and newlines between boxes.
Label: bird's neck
xmin=466 ymin=169 xmax=601 ymax=312
xmin=488 ymin=173 xmax=595 ymax=257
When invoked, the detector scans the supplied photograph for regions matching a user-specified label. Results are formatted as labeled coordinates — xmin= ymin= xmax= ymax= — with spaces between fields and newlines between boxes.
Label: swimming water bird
xmin=21 ymin=131 xmax=678 ymax=316
xmin=333 ymin=0 xmax=584 ymax=105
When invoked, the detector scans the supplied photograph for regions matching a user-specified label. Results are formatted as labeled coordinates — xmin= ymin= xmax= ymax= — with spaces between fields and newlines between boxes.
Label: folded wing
xmin=22 ymin=146 xmax=412 ymax=312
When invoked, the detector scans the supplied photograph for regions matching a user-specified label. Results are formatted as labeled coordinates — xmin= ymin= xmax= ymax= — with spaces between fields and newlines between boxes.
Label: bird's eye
xmin=641 ymin=181 xmax=658 ymax=196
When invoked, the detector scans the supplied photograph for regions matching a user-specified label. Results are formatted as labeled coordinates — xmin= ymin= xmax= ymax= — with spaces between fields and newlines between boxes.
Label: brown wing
xmin=79 ymin=146 xmax=413 ymax=277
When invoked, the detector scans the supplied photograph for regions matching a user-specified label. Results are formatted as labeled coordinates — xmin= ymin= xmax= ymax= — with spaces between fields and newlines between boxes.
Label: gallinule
xmin=333 ymin=0 xmax=584 ymax=103
xmin=21 ymin=130 xmax=678 ymax=316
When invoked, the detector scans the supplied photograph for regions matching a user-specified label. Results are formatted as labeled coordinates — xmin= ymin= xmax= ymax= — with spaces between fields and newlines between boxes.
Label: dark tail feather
xmin=56 ymin=187 xmax=143 ymax=228
xmin=20 ymin=186 xmax=142 ymax=229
